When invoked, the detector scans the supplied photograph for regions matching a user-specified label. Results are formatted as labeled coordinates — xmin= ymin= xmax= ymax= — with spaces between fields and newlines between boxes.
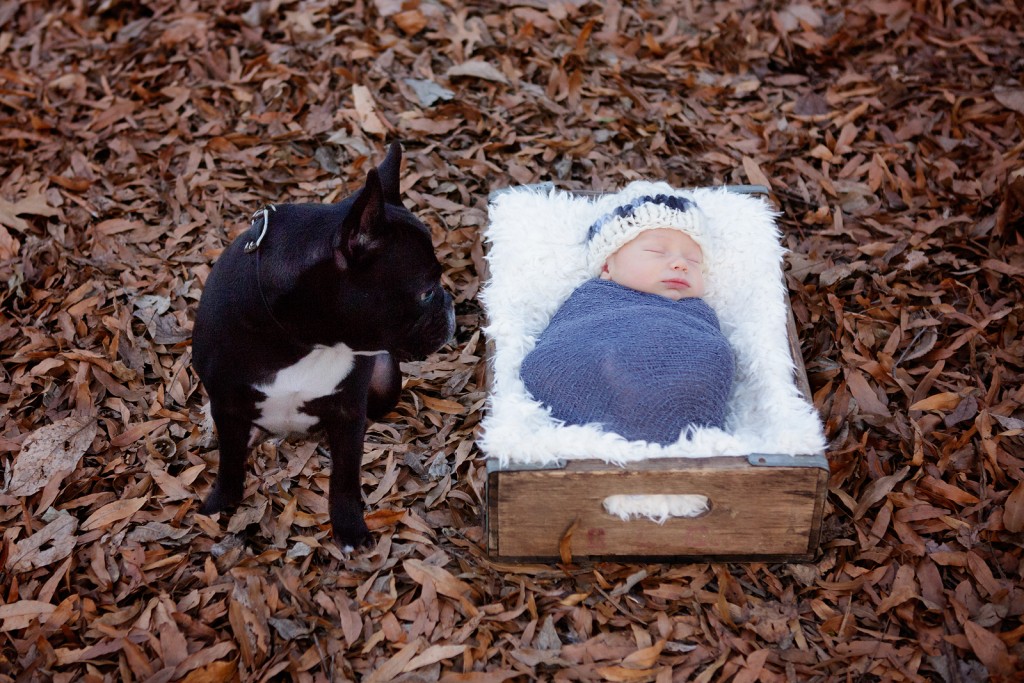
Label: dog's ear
xmin=376 ymin=141 xmax=403 ymax=205
xmin=337 ymin=168 xmax=389 ymax=268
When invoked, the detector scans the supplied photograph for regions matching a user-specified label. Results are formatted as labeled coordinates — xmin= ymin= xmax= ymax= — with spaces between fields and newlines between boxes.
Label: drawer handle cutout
xmin=603 ymin=494 xmax=711 ymax=524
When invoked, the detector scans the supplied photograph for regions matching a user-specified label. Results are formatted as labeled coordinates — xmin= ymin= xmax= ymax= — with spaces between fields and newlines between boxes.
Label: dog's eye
xmin=419 ymin=289 xmax=435 ymax=303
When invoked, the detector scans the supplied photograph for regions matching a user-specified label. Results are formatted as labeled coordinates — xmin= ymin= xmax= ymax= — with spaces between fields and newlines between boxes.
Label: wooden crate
xmin=483 ymin=185 xmax=829 ymax=562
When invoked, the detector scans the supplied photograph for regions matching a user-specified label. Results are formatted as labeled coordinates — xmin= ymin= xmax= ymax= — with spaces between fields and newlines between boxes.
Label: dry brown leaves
xmin=1 ymin=0 xmax=1023 ymax=680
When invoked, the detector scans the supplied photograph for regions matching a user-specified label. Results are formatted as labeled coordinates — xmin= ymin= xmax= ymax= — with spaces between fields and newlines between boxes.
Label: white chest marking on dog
xmin=253 ymin=343 xmax=385 ymax=435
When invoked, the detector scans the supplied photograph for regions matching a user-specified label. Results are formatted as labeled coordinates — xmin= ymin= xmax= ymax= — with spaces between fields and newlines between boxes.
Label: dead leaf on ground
xmin=6 ymin=417 xmax=97 ymax=498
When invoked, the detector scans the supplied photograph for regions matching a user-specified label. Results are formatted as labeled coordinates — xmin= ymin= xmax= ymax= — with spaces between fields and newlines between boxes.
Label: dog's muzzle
xmin=394 ymin=290 xmax=456 ymax=361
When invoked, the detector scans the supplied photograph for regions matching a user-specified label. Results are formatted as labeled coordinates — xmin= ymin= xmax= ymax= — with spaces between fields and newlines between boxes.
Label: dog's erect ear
xmin=337 ymin=168 xmax=389 ymax=268
xmin=376 ymin=141 xmax=403 ymax=205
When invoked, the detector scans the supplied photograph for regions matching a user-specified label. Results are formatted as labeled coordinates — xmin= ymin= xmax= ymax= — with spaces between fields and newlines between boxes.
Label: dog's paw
xmin=332 ymin=527 xmax=374 ymax=552
xmin=330 ymin=518 xmax=374 ymax=551
xmin=199 ymin=485 xmax=243 ymax=515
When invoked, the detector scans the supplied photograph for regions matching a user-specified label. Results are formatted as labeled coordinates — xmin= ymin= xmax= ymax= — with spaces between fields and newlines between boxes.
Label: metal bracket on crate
xmin=747 ymin=453 xmax=829 ymax=470
xmin=488 ymin=454 xmax=828 ymax=473
xmin=486 ymin=458 xmax=566 ymax=474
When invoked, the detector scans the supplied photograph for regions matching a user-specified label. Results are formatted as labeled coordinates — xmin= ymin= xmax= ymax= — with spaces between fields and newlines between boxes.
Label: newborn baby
xmin=519 ymin=194 xmax=735 ymax=444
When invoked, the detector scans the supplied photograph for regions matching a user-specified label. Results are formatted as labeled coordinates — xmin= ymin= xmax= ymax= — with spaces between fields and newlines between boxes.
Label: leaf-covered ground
xmin=2 ymin=1 xmax=1023 ymax=680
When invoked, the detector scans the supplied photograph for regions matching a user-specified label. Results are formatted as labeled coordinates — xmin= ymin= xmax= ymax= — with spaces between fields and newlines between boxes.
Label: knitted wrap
xmin=519 ymin=278 xmax=735 ymax=444
xmin=586 ymin=194 xmax=708 ymax=276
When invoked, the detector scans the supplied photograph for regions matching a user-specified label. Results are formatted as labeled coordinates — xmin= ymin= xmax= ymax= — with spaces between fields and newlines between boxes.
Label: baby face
xmin=600 ymin=228 xmax=705 ymax=300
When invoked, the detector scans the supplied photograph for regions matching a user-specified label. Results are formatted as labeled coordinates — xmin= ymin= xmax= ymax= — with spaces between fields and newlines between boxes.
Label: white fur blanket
xmin=479 ymin=181 xmax=826 ymax=467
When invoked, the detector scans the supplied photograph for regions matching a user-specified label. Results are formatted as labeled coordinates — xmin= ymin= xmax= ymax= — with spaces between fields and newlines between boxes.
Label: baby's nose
xmin=671 ymin=257 xmax=688 ymax=270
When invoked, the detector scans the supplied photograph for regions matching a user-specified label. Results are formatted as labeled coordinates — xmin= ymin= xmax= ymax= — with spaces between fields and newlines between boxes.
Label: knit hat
xmin=586 ymin=194 xmax=708 ymax=276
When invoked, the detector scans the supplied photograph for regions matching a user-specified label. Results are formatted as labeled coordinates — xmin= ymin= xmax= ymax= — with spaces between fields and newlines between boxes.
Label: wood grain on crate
xmin=488 ymin=457 xmax=828 ymax=561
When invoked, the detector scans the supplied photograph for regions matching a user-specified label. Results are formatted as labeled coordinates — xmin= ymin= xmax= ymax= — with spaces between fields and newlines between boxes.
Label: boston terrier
xmin=192 ymin=142 xmax=455 ymax=549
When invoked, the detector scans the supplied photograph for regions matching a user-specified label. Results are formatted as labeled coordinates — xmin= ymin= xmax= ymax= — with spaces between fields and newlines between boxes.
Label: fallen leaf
xmin=81 ymin=497 xmax=148 ymax=531
xmin=593 ymin=665 xmax=660 ymax=682
xmin=7 ymin=509 xmax=79 ymax=572
xmin=403 ymin=559 xmax=474 ymax=602
xmin=535 ymin=615 xmax=561 ymax=650
xmin=6 ymin=417 xmax=97 ymax=497
xmin=180 ymin=660 xmax=238 ymax=683
xmin=400 ymin=116 xmax=463 ymax=136
xmin=0 ymin=224 xmax=19 ymax=259
xmin=847 ymin=370 xmax=891 ymax=417
xmin=854 ymin=466 xmax=909 ymax=519
xmin=0 ymin=600 xmax=57 ymax=632
xmin=109 ymin=418 xmax=170 ymax=448
xmin=420 ymin=395 xmax=466 ymax=414
xmin=742 ymin=155 xmax=772 ymax=189
xmin=964 ymin=620 xmax=1013 ymax=676
xmin=404 ymin=78 xmax=455 ymax=107
xmin=403 ymin=644 xmax=468 ymax=672
xmin=393 ymin=9 xmax=427 ymax=35
xmin=365 ymin=639 xmax=421 ymax=683
xmin=793 ymin=92 xmax=829 ymax=116
xmin=1004 ymin=481 xmax=1024 ymax=533
xmin=909 ymin=392 xmax=961 ymax=412
xmin=0 ymin=190 xmax=61 ymax=232
xmin=994 ymin=87 xmax=1024 ymax=114
xmin=365 ymin=508 xmax=406 ymax=530
xmin=446 ymin=60 xmax=509 ymax=84
xmin=352 ymin=84 xmax=389 ymax=136
xmin=622 ymin=641 xmax=665 ymax=668
xmin=733 ymin=649 xmax=770 ymax=683
xmin=373 ymin=0 xmax=403 ymax=16
xmin=876 ymin=564 xmax=919 ymax=612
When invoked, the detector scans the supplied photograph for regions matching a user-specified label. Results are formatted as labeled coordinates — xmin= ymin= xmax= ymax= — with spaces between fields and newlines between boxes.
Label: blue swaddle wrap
xmin=520 ymin=278 xmax=735 ymax=444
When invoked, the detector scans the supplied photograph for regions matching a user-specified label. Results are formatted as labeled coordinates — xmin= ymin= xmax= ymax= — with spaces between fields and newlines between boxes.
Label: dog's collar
xmin=245 ymin=204 xmax=303 ymax=344
xmin=244 ymin=204 xmax=277 ymax=253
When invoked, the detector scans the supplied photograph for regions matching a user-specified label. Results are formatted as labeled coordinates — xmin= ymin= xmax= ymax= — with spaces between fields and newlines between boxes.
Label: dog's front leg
xmin=366 ymin=352 xmax=401 ymax=421
xmin=325 ymin=399 xmax=373 ymax=550
xmin=200 ymin=403 xmax=252 ymax=514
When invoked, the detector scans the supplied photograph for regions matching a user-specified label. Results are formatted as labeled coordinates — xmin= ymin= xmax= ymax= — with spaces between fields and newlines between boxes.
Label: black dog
xmin=192 ymin=142 xmax=455 ymax=549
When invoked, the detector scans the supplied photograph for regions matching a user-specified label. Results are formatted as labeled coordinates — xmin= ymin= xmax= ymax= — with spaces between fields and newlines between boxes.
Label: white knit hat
xmin=586 ymin=194 xmax=708 ymax=276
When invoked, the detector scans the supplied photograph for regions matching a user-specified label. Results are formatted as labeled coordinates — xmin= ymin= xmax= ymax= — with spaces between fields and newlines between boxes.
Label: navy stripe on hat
xmin=587 ymin=194 xmax=696 ymax=241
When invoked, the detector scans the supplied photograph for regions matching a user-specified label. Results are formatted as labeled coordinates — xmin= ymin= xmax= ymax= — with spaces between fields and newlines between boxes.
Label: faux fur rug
xmin=480 ymin=181 xmax=827 ymax=467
